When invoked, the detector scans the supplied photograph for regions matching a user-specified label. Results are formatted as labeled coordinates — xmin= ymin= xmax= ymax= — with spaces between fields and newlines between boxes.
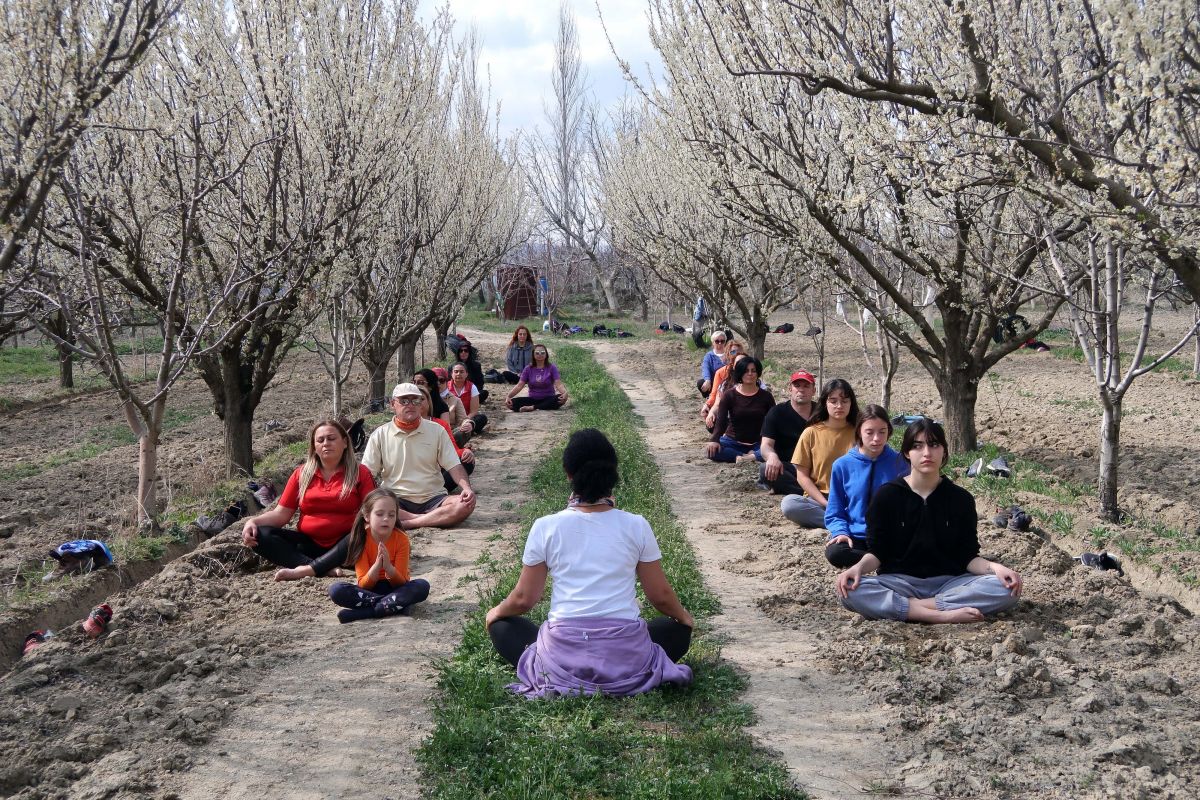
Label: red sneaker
xmin=83 ymin=604 xmax=112 ymax=637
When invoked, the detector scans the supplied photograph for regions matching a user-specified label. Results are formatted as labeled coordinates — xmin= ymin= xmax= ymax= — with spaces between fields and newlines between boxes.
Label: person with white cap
xmin=756 ymin=370 xmax=818 ymax=494
xmin=361 ymin=382 xmax=476 ymax=529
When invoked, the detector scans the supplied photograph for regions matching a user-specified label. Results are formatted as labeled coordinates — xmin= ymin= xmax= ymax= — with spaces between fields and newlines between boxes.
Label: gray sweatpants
xmin=781 ymin=494 xmax=826 ymax=528
xmin=840 ymin=573 xmax=1019 ymax=621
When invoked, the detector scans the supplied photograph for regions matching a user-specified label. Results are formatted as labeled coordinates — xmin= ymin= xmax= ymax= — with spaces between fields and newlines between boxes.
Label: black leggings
xmin=442 ymin=458 xmax=476 ymax=493
xmin=501 ymin=370 xmax=521 ymax=384
xmin=488 ymin=616 xmax=692 ymax=668
xmin=452 ymin=413 xmax=489 ymax=448
xmin=825 ymin=537 xmax=870 ymax=568
xmin=511 ymin=396 xmax=562 ymax=412
xmin=251 ymin=525 xmax=334 ymax=569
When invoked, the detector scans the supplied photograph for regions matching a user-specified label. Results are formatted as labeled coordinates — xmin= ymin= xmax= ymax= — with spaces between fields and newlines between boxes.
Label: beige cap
xmin=391 ymin=382 xmax=422 ymax=398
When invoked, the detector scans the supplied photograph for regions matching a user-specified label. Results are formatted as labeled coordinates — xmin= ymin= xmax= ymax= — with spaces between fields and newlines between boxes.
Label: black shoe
xmin=1077 ymin=551 xmax=1124 ymax=576
xmin=1007 ymin=507 xmax=1032 ymax=532
xmin=984 ymin=457 xmax=1011 ymax=478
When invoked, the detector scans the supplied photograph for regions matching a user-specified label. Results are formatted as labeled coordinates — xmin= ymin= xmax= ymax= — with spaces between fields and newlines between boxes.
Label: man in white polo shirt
xmin=362 ymin=382 xmax=476 ymax=528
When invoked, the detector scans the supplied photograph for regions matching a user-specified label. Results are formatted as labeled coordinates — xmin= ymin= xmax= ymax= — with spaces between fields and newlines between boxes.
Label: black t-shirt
xmin=760 ymin=401 xmax=809 ymax=458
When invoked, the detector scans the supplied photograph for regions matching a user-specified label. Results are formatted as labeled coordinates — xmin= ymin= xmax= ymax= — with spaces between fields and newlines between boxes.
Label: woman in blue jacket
xmin=823 ymin=405 xmax=909 ymax=567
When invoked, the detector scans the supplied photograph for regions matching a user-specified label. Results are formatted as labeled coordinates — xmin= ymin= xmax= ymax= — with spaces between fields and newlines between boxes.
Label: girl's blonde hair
xmin=298 ymin=418 xmax=359 ymax=504
xmin=344 ymin=488 xmax=401 ymax=567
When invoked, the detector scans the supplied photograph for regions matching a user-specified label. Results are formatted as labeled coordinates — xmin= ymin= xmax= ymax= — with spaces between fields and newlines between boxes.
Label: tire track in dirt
xmin=157 ymin=407 xmax=565 ymax=799
xmin=585 ymin=340 xmax=897 ymax=799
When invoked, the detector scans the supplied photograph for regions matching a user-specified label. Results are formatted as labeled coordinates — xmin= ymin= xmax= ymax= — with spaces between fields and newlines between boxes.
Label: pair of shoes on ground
xmin=195 ymin=500 xmax=248 ymax=537
xmin=247 ymin=479 xmax=277 ymax=509
xmin=337 ymin=603 xmax=411 ymax=624
xmin=992 ymin=505 xmax=1032 ymax=531
xmin=1076 ymin=551 xmax=1124 ymax=576
xmin=967 ymin=456 xmax=1011 ymax=479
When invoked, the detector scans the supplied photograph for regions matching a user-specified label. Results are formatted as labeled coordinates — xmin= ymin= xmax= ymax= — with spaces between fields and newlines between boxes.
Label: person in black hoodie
xmin=835 ymin=418 xmax=1023 ymax=623
xmin=450 ymin=337 xmax=489 ymax=404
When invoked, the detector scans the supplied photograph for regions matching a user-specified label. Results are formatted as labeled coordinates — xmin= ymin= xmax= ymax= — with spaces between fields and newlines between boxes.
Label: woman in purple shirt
xmin=505 ymin=344 xmax=569 ymax=411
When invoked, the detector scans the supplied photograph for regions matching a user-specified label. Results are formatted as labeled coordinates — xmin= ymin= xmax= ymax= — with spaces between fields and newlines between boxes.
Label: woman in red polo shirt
xmin=242 ymin=418 xmax=376 ymax=568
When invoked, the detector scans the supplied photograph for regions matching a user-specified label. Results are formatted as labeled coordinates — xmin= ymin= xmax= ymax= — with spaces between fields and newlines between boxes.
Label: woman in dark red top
xmin=704 ymin=357 xmax=774 ymax=463
xmin=242 ymin=418 xmax=376 ymax=568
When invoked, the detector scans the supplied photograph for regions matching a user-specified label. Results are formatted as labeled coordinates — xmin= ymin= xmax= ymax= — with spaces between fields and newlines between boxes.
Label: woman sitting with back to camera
xmin=486 ymin=428 xmax=694 ymax=698
xmin=836 ymin=417 xmax=1023 ymax=624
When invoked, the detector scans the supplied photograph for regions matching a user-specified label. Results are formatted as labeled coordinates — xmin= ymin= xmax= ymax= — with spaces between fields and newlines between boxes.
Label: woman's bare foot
xmin=518 ymin=405 xmax=534 ymax=412
xmin=735 ymin=453 xmax=757 ymax=464
xmin=906 ymin=598 xmax=985 ymax=624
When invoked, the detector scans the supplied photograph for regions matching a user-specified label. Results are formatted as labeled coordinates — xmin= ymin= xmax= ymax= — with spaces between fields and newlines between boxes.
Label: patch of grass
xmin=1048 ymin=342 xmax=1195 ymax=379
xmin=1 ymin=560 xmax=58 ymax=610
xmin=418 ymin=343 xmax=803 ymax=800
xmin=1046 ymin=510 xmax=1075 ymax=537
xmin=0 ymin=408 xmax=201 ymax=483
xmin=0 ymin=346 xmax=61 ymax=382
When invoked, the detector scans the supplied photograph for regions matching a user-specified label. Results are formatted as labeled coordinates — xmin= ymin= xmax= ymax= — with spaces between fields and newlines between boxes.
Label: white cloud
xmin=418 ymin=0 xmax=660 ymax=137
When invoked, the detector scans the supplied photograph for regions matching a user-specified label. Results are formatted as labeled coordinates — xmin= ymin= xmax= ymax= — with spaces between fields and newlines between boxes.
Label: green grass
xmin=1040 ymin=338 xmax=1196 ymax=379
xmin=0 ymin=408 xmax=201 ymax=482
xmin=417 ymin=343 xmax=803 ymax=800
xmin=457 ymin=299 xmax=666 ymax=342
xmin=0 ymin=338 xmax=167 ymax=385
xmin=0 ymin=346 xmax=63 ymax=382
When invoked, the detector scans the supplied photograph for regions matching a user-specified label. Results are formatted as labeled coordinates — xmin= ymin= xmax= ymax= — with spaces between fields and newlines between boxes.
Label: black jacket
xmin=866 ymin=476 xmax=980 ymax=578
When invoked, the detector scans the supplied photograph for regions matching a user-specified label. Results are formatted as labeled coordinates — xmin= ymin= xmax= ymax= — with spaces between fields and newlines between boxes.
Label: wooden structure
xmin=496 ymin=263 xmax=538 ymax=320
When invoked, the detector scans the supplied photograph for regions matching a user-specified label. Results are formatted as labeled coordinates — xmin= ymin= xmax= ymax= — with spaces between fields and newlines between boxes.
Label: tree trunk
xmin=435 ymin=319 xmax=452 ymax=360
xmin=935 ymin=370 xmax=980 ymax=453
xmin=121 ymin=397 xmax=164 ymax=528
xmin=222 ymin=397 xmax=255 ymax=478
xmin=136 ymin=428 xmax=161 ymax=528
xmin=1098 ymin=393 xmax=1122 ymax=522
xmin=360 ymin=341 xmax=394 ymax=410
xmin=875 ymin=324 xmax=894 ymax=409
xmin=599 ymin=273 xmax=620 ymax=313
xmin=396 ymin=335 xmax=419 ymax=382
xmin=746 ymin=315 xmax=770 ymax=362
xmin=332 ymin=375 xmax=343 ymax=420
xmin=49 ymin=310 xmax=74 ymax=388
xmin=1193 ymin=304 xmax=1199 ymax=378
xmin=58 ymin=345 xmax=74 ymax=389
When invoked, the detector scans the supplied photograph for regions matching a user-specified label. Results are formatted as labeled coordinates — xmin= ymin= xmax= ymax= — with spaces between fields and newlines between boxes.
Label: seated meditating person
xmin=503 ymin=325 xmax=535 ymax=384
xmin=757 ymin=370 xmax=817 ymax=494
xmin=242 ymin=418 xmax=376 ymax=567
xmin=451 ymin=338 xmax=489 ymax=404
xmin=695 ymin=331 xmax=729 ymax=397
xmin=704 ymin=357 xmax=774 ymax=463
xmin=505 ymin=344 xmax=569 ymax=411
xmin=836 ymin=418 xmax=1023 ymax=623
xmin=485 ymin=428 xmax=694 ymax=698
xmin=416 ymin=386 xmax=476 ymax=494
xmin=428 ymin=367 xmax=485 ymax=448
xmin=699 ymin=340 xmax=744 ymax=428
xmin=823 ymin=404 xmax=910 ymax=567
xmin=780 ymin=378 xmax=860 ymax=528
xmin=361 ymin=382 xmax=475 ymax=528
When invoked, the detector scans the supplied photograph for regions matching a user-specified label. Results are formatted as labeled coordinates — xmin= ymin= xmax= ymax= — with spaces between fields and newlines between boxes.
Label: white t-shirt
xmin=522 ymin=507 xmax=663 ymax=621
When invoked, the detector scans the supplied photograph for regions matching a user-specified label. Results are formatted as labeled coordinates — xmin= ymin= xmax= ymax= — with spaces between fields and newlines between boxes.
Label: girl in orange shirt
xmin=276 ymin=488 xmax=429 ymax=623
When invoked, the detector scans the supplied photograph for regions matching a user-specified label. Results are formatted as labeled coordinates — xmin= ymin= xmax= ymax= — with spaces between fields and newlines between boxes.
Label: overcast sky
xmin=418 ymin=1 xmax=661 ymax=139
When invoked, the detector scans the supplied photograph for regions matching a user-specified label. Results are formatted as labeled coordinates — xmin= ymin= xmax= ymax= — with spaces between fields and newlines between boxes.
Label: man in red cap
xmin=757 ymin=370 xmax=818 ymax=493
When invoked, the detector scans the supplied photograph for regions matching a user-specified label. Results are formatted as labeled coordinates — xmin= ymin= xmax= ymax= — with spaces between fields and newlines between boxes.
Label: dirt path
xmin=154 ymin=406 xmax=561 ymax=799
xmin=586 ymin=340 xmax=896 ymax=799
xmin=586 ymin=332 xmax=1200 ymax=799
xmin=0 ymin=329 xmax=566 ymax=799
